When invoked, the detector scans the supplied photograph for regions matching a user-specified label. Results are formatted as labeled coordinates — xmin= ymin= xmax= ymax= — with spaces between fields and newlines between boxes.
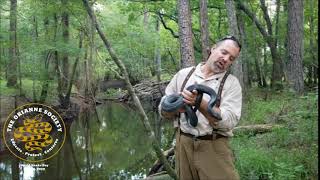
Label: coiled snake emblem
xmin=13 ymin=114 xmax=53 ymax=152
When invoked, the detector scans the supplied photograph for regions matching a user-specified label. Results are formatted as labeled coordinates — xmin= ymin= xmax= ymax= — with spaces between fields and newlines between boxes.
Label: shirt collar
xmin=194 ymin=63 xmax=227 ymax=81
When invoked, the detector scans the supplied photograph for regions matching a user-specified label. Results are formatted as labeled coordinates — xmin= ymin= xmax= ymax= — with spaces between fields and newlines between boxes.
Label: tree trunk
xmin=307 ymin=66 xmax=313 ymax=86
xmin=259 ymin=0 xmax=283 ymax=89
xmin=313 ymin=66 xmax=318 ymax=85
xmin=167 ymin=48 xmax=179 ymax=71
xmin=237 ymin=11 xmax=250 ymax=89
xmin=225 ymin=0 xmax=244 ymax=90
xmin=63 ymin=31 xmax=83 ymax=107
xmin=155 ymin=18 xmax=161 ymax=82
xmin=252 ymin=27 xmax=263 ymax=87
xmin=236 ymin=0 xmax=283 ymax=90
xmin=61 ymin=0 xmax=69 ymax=93
xmin=54 ymin=13 xmax=63 ymax=102
xmin=7 ymin=0 xmax=17 ymax=87
xmin=308 ymin=0 xmax=317 ymax=86
xmin=39 ymin=18 xmax=51 ymax=103
xmin=262 ymin=45 xmax=268 ymax=87
xmin=274 ymin=0 xmax=280 ymax=48
xmin=82 ymin=0 xmax=177 ymax=179
xmin=287 ymin=0 xmax=304 ymax=94
xmin=177 ymin=0 xmax=195 ymax=68
xmin=83 ymin=0 xmax=178 ymax=179
xmin=199 ymin=0 xmax=210 ymax=62
xmin=88 ymin=12 xmax=95 ymax=97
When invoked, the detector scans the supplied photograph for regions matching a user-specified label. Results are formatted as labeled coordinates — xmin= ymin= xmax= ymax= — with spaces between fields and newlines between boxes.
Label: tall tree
xmin=308 ymin=0 xmax=318 ymax=86
xmin=82 ymin=0 xmax=177 ymax=179
xmin=54 ymin=13 xmax=63 ymax=102
xmin=155 ymin=17 xmax=161 ymax=82
xmin=237 ymin=11 xmax=250 ymax=89
xmin=236 ymin=0 xmax=283 ymax=89
xmin=177 ymin=0 xmax=195 ymax=68
xmin=199 ymin=0 xmax=210 ymax=62
xmin=7 ymin=0 xmax=18 ymax=87
xmin=287 ymin=0 xmax=304 ymax=94
xmin=61 ymin=0 xmax=69 ymax=93
xmin=88 ymin=10 xmax=95 ymax=97
xmin=224 ymin=0 xmax=245 ymax=90
xmin=252 ymin=26 xmax=264 ymax=87
xmin=39 ymin=17 xmax=52 ymax=103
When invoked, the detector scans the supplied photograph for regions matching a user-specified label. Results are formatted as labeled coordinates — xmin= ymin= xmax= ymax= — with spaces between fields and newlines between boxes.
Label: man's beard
xmin=212 ymin=61 xmax=225 ymax=73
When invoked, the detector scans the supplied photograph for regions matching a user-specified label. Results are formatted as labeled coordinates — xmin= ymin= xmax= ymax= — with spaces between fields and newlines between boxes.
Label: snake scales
xmin=14 ymin=114 xmax=53 ymax=152
xmin=161 ymin=84 xmax=222 ymax=127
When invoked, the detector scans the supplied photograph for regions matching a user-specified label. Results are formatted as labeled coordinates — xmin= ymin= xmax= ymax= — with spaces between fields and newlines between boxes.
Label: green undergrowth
xmin=232 ymin=88 xmax=318 ymax=180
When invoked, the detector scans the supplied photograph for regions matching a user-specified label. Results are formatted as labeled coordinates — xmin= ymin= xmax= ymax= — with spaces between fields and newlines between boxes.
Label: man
xmin=159 ymin=36 xmax=242 ymax=180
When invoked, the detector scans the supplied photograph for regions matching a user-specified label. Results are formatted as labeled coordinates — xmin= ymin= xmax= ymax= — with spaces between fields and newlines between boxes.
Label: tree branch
xmin=235 ymin=0 xmax=271 ymax=44
xmin=191 ymin=5 xmax=225 ymax=11
xmin=158 ymin=12 xmax=179 ymax=38
xmin=82 ymin=0 xmax=177 ymax=179
xmin=259 ymin=0 xmax=273 ymax=36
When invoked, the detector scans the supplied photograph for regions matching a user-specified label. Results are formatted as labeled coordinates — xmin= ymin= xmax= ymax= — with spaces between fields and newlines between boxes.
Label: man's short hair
xmin=216 ymin=35 xmax=242 ymax=51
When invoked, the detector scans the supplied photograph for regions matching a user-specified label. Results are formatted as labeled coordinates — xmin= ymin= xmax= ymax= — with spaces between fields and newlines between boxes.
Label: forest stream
xmin=0 ymin=99 xmax=169 ymax=180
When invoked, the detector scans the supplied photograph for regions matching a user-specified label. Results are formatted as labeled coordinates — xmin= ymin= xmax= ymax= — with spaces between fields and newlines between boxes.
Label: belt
xmin=180 ymin=130 xmax=227 ymax=141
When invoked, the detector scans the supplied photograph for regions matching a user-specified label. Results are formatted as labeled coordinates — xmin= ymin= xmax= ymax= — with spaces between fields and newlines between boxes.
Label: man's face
xmin=207 ymin=40 xmax=240 ymax=74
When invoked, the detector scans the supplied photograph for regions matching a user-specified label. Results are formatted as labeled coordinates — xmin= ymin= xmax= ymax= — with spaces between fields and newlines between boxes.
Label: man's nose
xmin=221 ymin=56 xmax=228 ymax=63
xmin=223 ymin=55 xmax=231 ymax=62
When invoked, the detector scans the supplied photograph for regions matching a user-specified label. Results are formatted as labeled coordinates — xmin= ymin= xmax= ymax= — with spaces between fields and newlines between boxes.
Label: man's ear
xmin=210 ymin=45 xmax=217 ymax=53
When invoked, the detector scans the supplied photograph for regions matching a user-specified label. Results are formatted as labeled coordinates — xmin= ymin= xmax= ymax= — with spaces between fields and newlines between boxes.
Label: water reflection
xmin=0 ymin=102 xmax=173 ymax=179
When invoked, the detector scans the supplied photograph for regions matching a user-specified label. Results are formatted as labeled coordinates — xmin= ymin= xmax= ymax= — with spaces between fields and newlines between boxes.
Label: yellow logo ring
xmin=3 ymin=103 xmax=66 ymax=163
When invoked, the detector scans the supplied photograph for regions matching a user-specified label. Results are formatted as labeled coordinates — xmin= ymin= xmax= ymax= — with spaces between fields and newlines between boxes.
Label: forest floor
xmin=231 ymin=88 xmax=318 ymax=179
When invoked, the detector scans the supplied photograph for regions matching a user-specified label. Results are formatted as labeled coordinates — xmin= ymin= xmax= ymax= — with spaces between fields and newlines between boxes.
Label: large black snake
xmin=161 ymin=84 xmax=222 ymax=127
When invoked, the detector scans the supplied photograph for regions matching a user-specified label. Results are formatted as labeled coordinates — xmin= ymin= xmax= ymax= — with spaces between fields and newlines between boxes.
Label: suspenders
xmin=180 ymin=66 xmax=196 ymax=92
xmin=175 ymin=66 xmax=230 ymax=137
xmin=179 ymin=67 xmax=230 ymax=108
xmin=215 ymin=70 xmax=230 ymax=108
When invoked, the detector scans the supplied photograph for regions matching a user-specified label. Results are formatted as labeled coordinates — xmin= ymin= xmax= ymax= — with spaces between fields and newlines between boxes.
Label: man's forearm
xmin=198 ymin=99 xmax=221 ymax=127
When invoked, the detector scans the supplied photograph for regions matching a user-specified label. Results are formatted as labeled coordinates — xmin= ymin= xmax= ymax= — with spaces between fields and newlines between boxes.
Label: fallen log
xmin=233 ymin=124 xmax=283 ymax=136
xmin=145 ymin=171 xmax=173 ymax=180
xmin=122 ymin=80 xmax=169 ymax=109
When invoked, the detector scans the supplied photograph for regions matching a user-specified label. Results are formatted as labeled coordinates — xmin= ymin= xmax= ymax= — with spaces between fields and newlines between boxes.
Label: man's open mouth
xmin=217 ymin=62 xmax=224 ymax=69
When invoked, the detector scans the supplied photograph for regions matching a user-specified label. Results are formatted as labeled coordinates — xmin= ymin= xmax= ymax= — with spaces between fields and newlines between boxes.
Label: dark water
xmin=0 ymin=102 xmax=173 ymax=180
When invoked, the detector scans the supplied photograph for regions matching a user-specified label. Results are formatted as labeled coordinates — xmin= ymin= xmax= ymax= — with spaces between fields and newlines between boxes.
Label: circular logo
xmin=3 ymin=103 xmax=66 ymax=162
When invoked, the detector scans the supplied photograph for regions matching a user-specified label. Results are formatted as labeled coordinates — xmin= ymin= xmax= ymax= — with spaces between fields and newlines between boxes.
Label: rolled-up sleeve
xmin=216 ymin=77 xmax=242 ymax=131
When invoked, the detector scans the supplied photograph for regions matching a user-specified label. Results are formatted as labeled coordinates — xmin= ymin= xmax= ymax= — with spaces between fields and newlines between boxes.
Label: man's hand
xmin=181 ymin=89 xmax=198 ymax=106
xmin=208 ymin=107 xmax=221 ymax=127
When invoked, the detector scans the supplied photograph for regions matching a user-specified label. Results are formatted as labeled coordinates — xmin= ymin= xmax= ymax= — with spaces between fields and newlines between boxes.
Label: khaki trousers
xmin=175 ymin=130 xmax=240 ymax=180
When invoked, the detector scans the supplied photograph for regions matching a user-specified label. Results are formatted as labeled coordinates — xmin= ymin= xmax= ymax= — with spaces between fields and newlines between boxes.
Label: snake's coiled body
xmin=161 ymin=84 xmax=222 ymax=127
xmin=14 ymin=115 xmax=53 ymax=152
